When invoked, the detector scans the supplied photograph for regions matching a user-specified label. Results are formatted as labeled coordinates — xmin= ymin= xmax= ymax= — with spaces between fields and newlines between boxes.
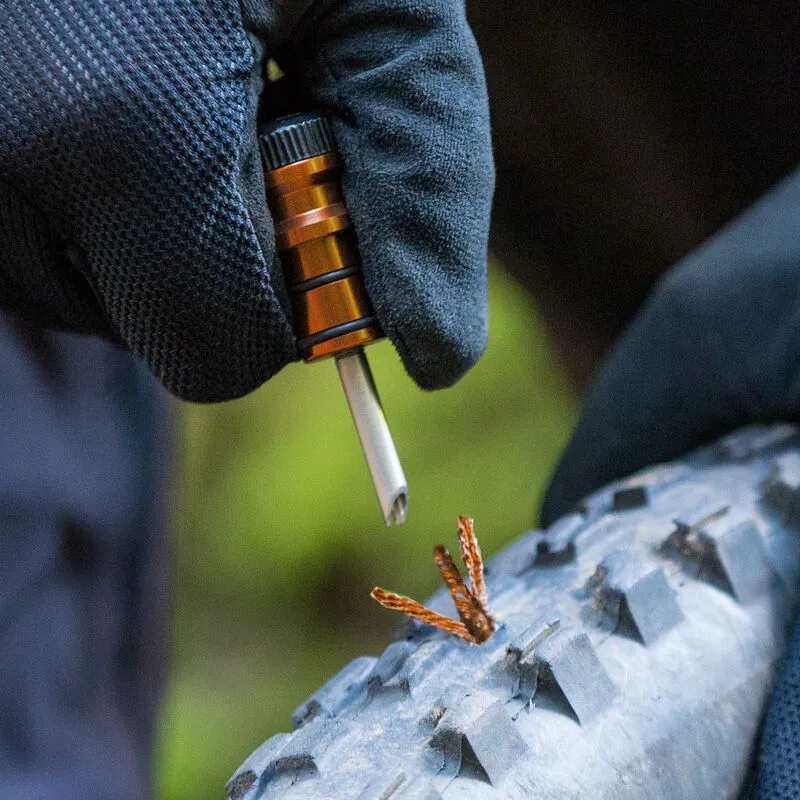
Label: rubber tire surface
xmin=228 ymin=425 xmax=800 ymax=800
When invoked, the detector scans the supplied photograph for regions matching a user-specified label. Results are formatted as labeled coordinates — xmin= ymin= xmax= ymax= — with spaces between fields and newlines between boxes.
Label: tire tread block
xmin=226 ymin=733 xmax=291 ymax=800
xmin=258 ymin=718 xmax=347 ymax=793
xmin=764 ymin=451 xmax=800 ymax=526
xmin=667 ymin=507 xmax=775 ymax=602
xmin=587 ymin=551 xmax=684 ymax=645
xmin=292 ymin=655 xmax=376 ymax=729
xmin=429 ymin=692 xmax=528 ymax=786
xmin=701 ymin=509 xmax=775 ymax=602
xmin=368 ymin=641 xmax=417 ymax=694
xmin=533 ymin=629 xmax=618 ymax=724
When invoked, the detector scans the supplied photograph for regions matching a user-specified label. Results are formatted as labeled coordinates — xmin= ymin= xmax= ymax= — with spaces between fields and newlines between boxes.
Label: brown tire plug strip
xmin=371 ymin=517 xmax=496 ymax=644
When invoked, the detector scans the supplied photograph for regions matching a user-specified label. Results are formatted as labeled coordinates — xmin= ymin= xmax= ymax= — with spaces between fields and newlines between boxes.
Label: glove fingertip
xmin=388 ymin=298 xmax=489 ymax=391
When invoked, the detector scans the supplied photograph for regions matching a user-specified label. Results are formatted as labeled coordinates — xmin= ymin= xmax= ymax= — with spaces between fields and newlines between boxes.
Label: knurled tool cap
xmin=259 ymin=112 xmax=335 ymax=171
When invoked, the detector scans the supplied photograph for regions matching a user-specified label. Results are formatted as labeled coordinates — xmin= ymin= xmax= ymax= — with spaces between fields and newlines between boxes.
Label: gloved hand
xmin=0 ymin=0 xmax=492 ymax=402
xmin=540 ymin=169 xmax=800 ymax=799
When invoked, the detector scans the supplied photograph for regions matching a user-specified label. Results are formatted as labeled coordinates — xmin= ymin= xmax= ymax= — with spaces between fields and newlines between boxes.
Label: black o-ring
xmin=297 ymin=316 xmax=379 ymax=352
xmin=289 ymin=266 xmax=361 ymax=295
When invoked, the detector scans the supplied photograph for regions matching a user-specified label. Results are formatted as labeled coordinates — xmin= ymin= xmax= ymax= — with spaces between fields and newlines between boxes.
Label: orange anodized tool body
xmin=263 ymin=141 xmax=381 ymax=361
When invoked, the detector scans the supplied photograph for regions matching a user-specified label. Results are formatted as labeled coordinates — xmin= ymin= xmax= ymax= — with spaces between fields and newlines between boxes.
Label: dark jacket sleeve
xmin=0 ymin=317 xmax=171 ymax=800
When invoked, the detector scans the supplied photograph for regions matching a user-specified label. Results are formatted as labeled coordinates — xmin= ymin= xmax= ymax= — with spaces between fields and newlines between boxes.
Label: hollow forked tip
xmin=385 ymin=492 xmax=408 ymax=526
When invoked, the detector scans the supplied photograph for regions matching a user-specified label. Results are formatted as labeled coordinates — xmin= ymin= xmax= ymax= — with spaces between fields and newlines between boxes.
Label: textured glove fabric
xmin=0 ymin=0 xmax=492 ymax=401
xmin=758 ymin=617 xmax=800 ymax=799
xmin=539 ymin=168 xmax=800 ymax=798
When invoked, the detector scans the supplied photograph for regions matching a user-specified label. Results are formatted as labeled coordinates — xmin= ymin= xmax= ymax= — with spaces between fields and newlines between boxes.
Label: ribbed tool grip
xmin=259 ymin=112 xmax=336 ymax=171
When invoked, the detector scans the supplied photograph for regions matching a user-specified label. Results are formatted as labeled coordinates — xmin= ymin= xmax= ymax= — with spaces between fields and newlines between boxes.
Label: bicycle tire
xmin=227 ymin=424 xmax=800 ymax=800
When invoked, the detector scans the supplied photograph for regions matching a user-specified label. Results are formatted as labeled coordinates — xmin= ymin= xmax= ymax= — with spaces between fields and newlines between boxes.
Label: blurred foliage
xmin=155 ymin=264 xmax=576 ymax=799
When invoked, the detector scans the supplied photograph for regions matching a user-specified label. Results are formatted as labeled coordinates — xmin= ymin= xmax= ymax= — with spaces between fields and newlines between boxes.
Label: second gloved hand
xmin=0 ymin=0 xmax=493 ymax=401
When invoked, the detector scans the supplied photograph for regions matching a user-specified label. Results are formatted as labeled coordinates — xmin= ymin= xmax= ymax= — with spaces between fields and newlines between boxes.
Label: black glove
xmin=0 ymin=0 xmax=493 ymax=401
xmin=541 ymin=168 xmax=800 ymax=799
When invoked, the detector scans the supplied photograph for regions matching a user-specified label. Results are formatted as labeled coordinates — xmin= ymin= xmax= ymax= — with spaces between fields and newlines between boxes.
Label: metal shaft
xmin=336 ymin=349 xmax=407 ymax=526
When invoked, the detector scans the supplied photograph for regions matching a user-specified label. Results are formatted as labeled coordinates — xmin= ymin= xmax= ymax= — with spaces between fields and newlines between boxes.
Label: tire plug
xmin=260 ymin=112 xmax=408 ymax=526
xmin=371 ymin=516 xmax=496 ymax=644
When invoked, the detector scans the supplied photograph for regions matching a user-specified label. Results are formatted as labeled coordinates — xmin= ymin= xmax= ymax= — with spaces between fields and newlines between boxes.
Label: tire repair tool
xmin=259 ymin=112 xmax=408 ymax=526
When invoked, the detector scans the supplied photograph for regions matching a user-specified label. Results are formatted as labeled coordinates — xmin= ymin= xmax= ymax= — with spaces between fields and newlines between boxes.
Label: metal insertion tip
xmin=390 ymin=492 xmax=408 ymax=526
xmin=335 ymin=349 xmax=408 ymax=526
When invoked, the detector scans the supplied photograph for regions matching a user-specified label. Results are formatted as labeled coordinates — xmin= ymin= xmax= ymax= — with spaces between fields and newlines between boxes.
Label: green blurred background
xmin=154 ymin=263 xmax=576 ymax=799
